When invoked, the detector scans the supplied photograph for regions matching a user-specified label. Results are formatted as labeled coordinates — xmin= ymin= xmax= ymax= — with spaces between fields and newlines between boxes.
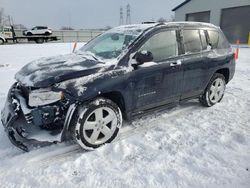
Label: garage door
xmin=221 ymin=5 xmax=250 ymax=44
xmin=186 ymin=11 xmax=210 ymax=23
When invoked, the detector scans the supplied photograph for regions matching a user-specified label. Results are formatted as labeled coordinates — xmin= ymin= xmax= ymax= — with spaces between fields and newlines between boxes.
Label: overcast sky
xmin=0 ymin=0 xmax=183 ymax=29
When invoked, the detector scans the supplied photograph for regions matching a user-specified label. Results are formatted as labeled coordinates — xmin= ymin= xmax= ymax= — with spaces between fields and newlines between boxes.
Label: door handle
xmin=170 ymin=60 xmax=182 ymax=67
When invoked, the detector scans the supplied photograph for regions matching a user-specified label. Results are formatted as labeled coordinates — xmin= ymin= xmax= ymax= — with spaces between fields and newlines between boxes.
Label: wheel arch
xmin=0 ymin=36 xmax=6 ymax=43
xmin=100 ymin=91 xmax=127 ymax=119
xmin=215 ymin=68 xmax=230 ymax=83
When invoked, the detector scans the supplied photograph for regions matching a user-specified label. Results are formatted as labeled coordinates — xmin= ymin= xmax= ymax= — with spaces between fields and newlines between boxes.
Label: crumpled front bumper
xmin=1 ymin=83 xmax=62 ymax=151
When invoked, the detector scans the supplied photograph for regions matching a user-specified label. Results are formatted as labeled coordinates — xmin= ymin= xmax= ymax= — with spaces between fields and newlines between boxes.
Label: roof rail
xmin=141 ymin=21 xmax=157 ymax=24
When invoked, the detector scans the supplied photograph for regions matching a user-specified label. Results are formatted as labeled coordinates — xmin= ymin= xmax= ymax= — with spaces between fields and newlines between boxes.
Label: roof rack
xmin=141 ymin=21 xmax=157 ymax=24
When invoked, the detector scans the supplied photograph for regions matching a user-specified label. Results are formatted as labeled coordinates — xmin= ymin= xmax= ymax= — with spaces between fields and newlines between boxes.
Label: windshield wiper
xmin=76 ymin=51 xmax=103 ymax=62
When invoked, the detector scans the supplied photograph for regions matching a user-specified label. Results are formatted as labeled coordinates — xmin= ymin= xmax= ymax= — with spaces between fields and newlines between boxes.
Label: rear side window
xmin=183 ymin=30 xmax=202 ymax=53
xmin=140 ymin=30 xmax=178 ymax=62
xmin=207 ymin=30 xmax=219 ymax=49
xmin=199 ymin=30 xmax=208 ymax=50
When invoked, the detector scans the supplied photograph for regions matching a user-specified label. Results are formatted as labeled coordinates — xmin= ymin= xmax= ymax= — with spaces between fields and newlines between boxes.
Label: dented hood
xmin=15 ymin=52 xmax=107 ymax=88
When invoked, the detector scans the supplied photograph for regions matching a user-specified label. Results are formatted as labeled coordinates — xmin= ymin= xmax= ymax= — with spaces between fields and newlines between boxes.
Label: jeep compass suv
xmin=1 ymin=22 xmax=235 ymax=151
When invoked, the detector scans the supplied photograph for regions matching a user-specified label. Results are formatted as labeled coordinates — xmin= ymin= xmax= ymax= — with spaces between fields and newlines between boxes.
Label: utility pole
xmin=8 ymin=15 xmax=12 ymax=26
xmin=0 ymin=8 xmax=4 ymax=26
xmin=119 ymin=7 xmax=124 ymax=25
xmin=126 ymin=4 xmax=131 ymax=25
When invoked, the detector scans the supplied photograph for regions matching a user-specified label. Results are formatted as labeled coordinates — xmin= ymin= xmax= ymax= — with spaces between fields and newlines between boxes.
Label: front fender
xmin=54 ymin=68 xmax=130 ymax=101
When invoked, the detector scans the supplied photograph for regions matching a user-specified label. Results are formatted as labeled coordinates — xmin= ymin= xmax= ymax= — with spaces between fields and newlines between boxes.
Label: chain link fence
xmin=14 ymin=29 xmax=105 ymax=43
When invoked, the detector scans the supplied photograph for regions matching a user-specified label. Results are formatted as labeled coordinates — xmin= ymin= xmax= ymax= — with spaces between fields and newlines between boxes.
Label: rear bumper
xmin=229 ymin=61 xmax=236 ymax=82
xmin=1 ymin=83 xmax=62 ymax=151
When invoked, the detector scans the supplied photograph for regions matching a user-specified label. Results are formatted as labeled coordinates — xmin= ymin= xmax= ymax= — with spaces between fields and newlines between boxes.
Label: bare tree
xmin=60 ymin=26 xmax=74 ymax=30
xmin=170 ymin=15 xmax=175 ymax=22
xmin=104 ymin=26 xmax=112 ymax=30
xmin=157 ymin=17 xmax=167 ymax=23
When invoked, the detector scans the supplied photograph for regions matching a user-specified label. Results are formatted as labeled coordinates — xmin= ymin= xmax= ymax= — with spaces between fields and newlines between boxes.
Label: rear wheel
xmin=36 ymin=38 xmax=44 ymax=44
xmin=199 ymin=73 xmax=226 ymax=107
xmin=70 ymin=98 xmax=123 ymax=150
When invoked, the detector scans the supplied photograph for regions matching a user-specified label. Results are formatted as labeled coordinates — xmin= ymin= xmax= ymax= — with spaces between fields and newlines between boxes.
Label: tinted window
xmin=183 ymin=30 xmax=202 ymax=53
xmin=217 ymin=31 xmax=230 ymax=49
xmin=140 ymin=30 xmax=178 ymax=62
xmin=200 ymin=30 xmax=208 ymax=50
xmin=207 ymin=30 xmax=219 ymax=49
xmin=3 ymin=28 xmax=10 ymax=32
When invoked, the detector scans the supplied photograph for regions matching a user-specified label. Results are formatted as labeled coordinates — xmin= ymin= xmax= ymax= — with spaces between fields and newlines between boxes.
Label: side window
xmin=140 ymin=30 xmax=178 ymax=62
xmin=200 ymin=30 xmax=208 ymax=50
xmin=183 ymin=30 xmax=202 ymax=53
xmin=207 ymin=30 xmax=219 ymax=49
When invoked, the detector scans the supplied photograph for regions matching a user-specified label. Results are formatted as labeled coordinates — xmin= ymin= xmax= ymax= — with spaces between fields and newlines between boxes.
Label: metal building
xmin=172 ymin=0 xmax=250 ymax=43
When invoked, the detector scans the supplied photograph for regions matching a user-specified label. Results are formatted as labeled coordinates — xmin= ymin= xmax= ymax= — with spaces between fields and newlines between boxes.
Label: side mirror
xmin=207 ymin=43 xmax=212 ymax=50
xmin=135 ymin=51 xmax=154 ymax=65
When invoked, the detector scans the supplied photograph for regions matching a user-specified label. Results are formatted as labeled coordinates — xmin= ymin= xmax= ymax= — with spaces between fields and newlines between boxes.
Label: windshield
xmin=79 ymin=26 xmax=149 ymax=61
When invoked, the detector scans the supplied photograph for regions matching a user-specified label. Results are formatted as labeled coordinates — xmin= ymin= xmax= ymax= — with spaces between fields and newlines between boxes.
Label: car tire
xmin=0 ymin=38 xmax=4 ymax=45
xmin=70 ymin=98 xmax=123 ymax=150
xmin=45 ymin=32 xmax=51 ymax=36
xmin=199 ymin=73 xmax=226 ymax=107
xmin=36 ymin=38 xmax=44 ymax=44
xmin=27 ymin=32 xmax=32 ymax=36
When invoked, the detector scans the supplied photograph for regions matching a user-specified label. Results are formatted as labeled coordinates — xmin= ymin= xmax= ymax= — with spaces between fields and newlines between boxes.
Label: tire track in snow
xmin=0 ymin=104 xmax=197 ymax=172
xmin=31 ymin=105 xmax=197 ymax=168
xmin=0 ymin=87 xmax=249 ymax=177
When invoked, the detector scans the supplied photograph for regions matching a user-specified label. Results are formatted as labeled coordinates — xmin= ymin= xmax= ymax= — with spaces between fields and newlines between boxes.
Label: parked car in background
xmin=23 ymin=26 xmax=52 ymax=36
xmin=1 ymin=22 xmax=235 ymax=152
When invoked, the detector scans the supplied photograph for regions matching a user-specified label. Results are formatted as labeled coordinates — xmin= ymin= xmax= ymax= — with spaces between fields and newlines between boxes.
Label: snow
xmin=15 ymin=49 xmax=104 ymax=87
xmin=107 ymin=23 xmax=157 ymax=34
xmin=0 ymin=43 xmax=250 ymax=187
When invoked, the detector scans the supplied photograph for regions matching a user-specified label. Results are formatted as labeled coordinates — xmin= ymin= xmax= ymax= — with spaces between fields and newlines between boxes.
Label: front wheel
xmin=199 ymin=73 xmax=226 ymax=107
xmin=0 ymin=38 xmax=4 ymax=45
xmin=71 ymin=98 xmax=123 ymax=150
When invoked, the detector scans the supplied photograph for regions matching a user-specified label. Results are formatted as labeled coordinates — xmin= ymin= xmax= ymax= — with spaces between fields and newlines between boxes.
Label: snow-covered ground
xmin=0 ymin=43 xmax=249 ymax=188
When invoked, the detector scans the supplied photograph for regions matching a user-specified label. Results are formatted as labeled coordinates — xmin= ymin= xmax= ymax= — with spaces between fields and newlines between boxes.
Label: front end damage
xmin=1 ymin=83 xmax=76 ymax=151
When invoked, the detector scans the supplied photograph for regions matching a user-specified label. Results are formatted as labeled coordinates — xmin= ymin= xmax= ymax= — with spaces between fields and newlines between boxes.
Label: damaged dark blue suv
xmin=1 ymin=22 xmax=235 ymax=151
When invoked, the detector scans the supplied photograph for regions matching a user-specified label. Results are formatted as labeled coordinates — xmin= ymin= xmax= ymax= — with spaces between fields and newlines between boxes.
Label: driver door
xmin=130 ymin=29 xmax=183 ymax=113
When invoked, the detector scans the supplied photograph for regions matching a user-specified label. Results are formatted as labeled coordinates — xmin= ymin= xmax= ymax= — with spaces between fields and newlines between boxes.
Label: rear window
xmin=207 ymin=30 xmax=219 ymax=49
xmin=217 ymin=31 xmax=230 ymax=49
xmin=183 ymin=30 xmax=202 ymax=53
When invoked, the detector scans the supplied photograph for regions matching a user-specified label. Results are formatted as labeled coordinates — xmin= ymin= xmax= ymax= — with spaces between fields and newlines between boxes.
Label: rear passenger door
xmin=180 ymin=29 xmax=211 ymax=99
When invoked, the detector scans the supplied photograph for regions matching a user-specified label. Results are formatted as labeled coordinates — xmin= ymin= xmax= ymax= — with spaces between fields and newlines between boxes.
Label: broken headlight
xmin=28 ymin=89 xmax=63 ymax=107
